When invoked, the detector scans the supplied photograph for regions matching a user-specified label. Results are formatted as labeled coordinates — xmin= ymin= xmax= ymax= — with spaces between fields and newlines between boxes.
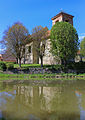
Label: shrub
xmin=67 ymin=61 xmax=85 ymax=71
xmin=6 ymin=62 xmax=14 ymax=70
xmin=74 ymin=62 xmax=85 ymax=70
xmin=0 ymin=62 xmax=7 ymax=71
xmin=67 ymin=62 xmax=75 ymax=69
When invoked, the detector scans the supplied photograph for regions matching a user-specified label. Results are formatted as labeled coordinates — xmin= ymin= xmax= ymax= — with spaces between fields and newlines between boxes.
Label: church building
xmin=22 ymin=12 xmax=74 ymax=65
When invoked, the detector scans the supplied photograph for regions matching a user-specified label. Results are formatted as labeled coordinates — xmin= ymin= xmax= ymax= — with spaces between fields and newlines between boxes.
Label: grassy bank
xmin=14 ymin=64 xmax=60 ymax=69
xmin=0 ymin=73 xmax=85 ymax=81
xmin=0 ymin=63 xmax=85 ymax=81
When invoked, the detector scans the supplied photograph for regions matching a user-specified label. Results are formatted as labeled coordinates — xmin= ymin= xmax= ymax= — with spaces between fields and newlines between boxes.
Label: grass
xmin=0 ymin=73 xmax=85 ymax=81
xmin=14 ymin=64 xmax=61 ymax=69
xmin=14 ymin=64 xmax=41 ymax=68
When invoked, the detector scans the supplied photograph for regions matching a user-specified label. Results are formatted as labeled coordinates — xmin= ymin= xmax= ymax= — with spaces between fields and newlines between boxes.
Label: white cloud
xmin=79 ymin=33 xmax=85 ymax=42
xmin=0 ymin=48 xmax=5 ymax=54
xmin=80 ymin=33 xmax=85 ymax=36
xmin=0 ymin=48 xmax=5 ymax=51
xmin=79 ymin=36 xmax=85 ymax=41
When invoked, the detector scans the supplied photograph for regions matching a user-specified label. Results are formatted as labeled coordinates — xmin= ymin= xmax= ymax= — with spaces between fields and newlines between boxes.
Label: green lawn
xmin=14 ymin=64 xmax=62 ymax=70
xmin=14 ymin=64 xmax=61 ymax=68
xmin=14 ymin=64 xmax=41 ymax=68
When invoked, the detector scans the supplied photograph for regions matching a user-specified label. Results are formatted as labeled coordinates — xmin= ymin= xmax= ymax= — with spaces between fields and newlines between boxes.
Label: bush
xmin=67 ymin=62 xmax=75 ymax=69
xmin=66 ymin=61 xmax=85 ymax=74
xmin=74 ymin=62 xmax=85 ymax=70
xmin=0 ymin=62 xmax=7 ymax=71
xmin=6 ymin=62 xmax=14 ymax=70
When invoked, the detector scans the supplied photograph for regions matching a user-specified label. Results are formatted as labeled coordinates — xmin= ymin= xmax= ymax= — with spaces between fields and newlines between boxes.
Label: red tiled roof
xmin=46 ymin=30 xmax=50 ymax=37
xmin=2 ymin=51 xmax=16 ymax=62
xmin=0 ymin=55 xmax=3 ymax=61
xmin=77 ymin=50 xmax=80 ymax=55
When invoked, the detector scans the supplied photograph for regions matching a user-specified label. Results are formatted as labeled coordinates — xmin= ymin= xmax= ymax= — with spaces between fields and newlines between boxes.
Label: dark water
xmin=0 ymin=80 xmax=85 ymax=120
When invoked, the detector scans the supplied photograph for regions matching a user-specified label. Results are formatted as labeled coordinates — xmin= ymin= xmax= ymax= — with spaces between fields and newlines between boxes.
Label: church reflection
xmin=0 ymin=81 xmax=85 ymax=120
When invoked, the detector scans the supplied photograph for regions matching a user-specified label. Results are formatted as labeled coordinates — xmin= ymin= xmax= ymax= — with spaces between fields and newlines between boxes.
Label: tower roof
xmin=51 ymin=12 xmax=74 ymax=20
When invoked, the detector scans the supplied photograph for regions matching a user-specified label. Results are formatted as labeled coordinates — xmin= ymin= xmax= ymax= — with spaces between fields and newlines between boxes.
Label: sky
xmin=0 ymin=0 xmax=85 ymax=52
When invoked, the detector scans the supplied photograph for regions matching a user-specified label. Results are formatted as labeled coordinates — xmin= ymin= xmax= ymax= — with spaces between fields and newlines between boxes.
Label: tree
xmin=0 ymin=40 xmax=6 ymax=54
xmin=3 ymin=22 xmax=29 ymax=67
xmin=50 ymin=22 xmax=79 ymax=66
xmin=80 ymin=37 xmax=85 ymax=61
xmin=31 ymin=26 xmax=48 ymax=67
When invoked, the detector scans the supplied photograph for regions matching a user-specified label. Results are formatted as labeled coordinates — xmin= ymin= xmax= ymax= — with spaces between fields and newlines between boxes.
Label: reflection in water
xmin=75 ymin=91 xmax=85 ymax=120
xmin=0 ymin=81 xmax=85 ymax=120
xmin=0 ymin=110 xmax=2 ymax=118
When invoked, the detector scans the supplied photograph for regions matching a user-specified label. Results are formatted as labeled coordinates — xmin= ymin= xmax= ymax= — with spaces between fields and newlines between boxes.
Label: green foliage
xmin=50 ymin=22 xmax=79 ymax=65
xmin=6 ymin=62 xmax=14 ymax=70
xmin=0 ymin=62 xmax=7 ymax=71
xmin=0 ymin=61 xmax=14 ymax=71
xmin=80 ymin=37 xmax=85 ymax=57
xmin=75 ymin=62 xmax=85 ymax=70
xmin=67 ymin=61 xmax=85 ymax=70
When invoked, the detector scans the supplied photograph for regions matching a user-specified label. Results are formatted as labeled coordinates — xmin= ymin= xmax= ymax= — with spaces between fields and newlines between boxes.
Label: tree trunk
xmin=16 ymin=58 xmax=18 ymax=64
xmin=23 ymin=48 xmax=25 ymax=64
xmin=64 ymin=59 xmax=67 ymax=66
xmin=37 ymin=56 xmax=39 ymax=64
xmin=41 ymin=56 xmax=43 ymax=67
xmin=41 ymin=87 xmax=43 ymax=96
xmin=24 ymin=55 xmax=25 ymax=64
xmin=61 ymin=59 xmax=64 ymax=65
xmin=19 ymin=58 xmax=21 ymax=68
xmin=80 ymin=55 xmax=82 ymax=62
xmin=61 ymin=59 xmax=67 ymax=66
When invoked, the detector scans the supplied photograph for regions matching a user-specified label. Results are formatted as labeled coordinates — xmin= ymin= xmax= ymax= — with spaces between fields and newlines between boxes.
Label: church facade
xmin=22 ymin=12 xmax=74 ymax=65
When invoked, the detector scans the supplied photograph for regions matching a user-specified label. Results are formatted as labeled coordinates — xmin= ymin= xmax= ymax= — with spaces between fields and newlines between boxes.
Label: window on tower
xmin=65 ymin=20 xmax=69 ymax=22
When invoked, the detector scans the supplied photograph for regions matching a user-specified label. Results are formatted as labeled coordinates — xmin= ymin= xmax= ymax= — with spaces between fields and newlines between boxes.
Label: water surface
xmin=0 ymin=80 xmax=85 ymax=120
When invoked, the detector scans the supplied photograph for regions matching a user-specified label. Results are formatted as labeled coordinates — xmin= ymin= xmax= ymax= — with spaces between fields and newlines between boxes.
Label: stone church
xmin=23 ymin=12 xmax=74 ymax=65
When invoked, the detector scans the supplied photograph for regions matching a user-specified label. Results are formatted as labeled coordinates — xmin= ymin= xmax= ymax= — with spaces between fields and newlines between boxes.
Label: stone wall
xmin=4 ymin=67 xmax=59 ymax=74
xmin=63 ymin=14 xmax=73 ymax=25
xmin=21 ymin=42 xmax=33 ymax=64
xmin=22 ymin=39 xmax=57 ymax=65
xmin=39 ymin=39 xmax=57 ymax=65
xmin=52 ymin=15 xmax=63 ymax=26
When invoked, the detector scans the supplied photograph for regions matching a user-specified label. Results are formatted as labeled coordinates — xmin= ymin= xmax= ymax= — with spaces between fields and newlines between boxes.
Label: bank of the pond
xmin=0 ymin=73 xmax=85 ymax=81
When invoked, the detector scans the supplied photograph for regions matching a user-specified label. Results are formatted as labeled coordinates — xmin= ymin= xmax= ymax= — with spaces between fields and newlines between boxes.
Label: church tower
xmin=51 ymin=12 xmax=74 ymax=26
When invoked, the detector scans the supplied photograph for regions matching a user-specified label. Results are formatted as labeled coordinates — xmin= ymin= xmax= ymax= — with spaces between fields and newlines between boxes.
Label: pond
xmin=0 ymin=80 xmax=85 ymax=120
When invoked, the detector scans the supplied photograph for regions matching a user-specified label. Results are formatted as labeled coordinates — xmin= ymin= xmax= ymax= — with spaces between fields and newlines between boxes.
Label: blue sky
xmin=0 ymin=0 xmax=85 ymax=52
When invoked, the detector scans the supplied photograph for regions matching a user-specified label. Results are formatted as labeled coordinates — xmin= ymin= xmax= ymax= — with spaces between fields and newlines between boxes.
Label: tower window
xmin=65 ymin=20 xmax=69 ymax=22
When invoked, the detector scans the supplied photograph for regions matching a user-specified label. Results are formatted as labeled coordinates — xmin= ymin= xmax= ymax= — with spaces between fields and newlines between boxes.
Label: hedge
xmin=0 ymin=62 xmax=7 ymax=71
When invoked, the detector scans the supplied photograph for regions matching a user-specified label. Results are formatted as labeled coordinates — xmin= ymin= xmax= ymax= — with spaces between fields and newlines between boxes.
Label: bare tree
xmin=31 ymin=26 xmax=48 ymax=67
xmin=0 ymin=40 xmax=6 ymax=54
xmin=3 ymin=22 xmax=29 ymax=67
